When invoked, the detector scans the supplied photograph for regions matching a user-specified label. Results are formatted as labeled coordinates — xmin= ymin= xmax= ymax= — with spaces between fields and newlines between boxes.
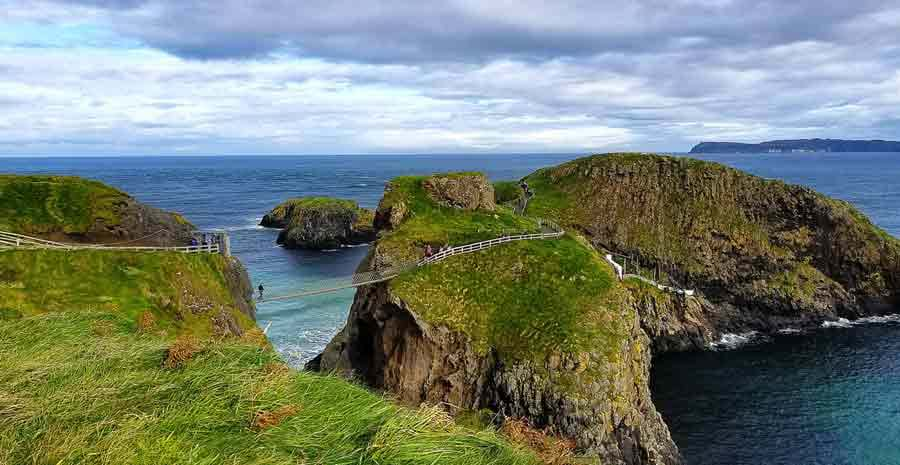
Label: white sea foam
xmin=777 ymin=327 xmax=803 ymax=335
xmin=821 ymin=314 xmax=900 ymax=328
xmin=710 ymin=331 xmax=762 ymax=350
xmin=341 ymin=242 xmax=370 ymax=248
xmin=220 ymin=216 xmax=265 ymax=231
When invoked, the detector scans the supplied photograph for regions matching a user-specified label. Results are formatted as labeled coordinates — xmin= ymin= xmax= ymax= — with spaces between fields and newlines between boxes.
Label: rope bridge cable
xmin=258 ymin=219 xmax=565 ymax=302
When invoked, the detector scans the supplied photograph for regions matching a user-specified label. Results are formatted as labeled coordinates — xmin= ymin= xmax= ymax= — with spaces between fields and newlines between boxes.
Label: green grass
xmin=0 ymin=311 xmax=539 ymax=465
xmin=492 ymin=181 xmax=522 ymax=204
xmin=0 ymin=249 xmax=253 ymax=337
xmin=0 ymin=175 xmax=128 ymax=234
xmin=376 ymin=173 xmax=630 ymax=366
xmin=271 ymin=197 xmax=359 ymax=214
xmin=377 ymin=175 xmax=540 ymax=262
xmin=391 ymin=236 xmax=628 ymax=362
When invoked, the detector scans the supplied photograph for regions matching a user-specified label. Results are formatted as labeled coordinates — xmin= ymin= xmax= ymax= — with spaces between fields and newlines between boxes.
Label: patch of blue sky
xmin=0 ymin=21 xmax=141 ymax=50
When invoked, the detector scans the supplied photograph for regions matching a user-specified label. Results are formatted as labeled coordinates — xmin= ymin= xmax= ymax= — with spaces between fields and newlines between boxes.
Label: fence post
xmin=221 ymin=232 xmax=231 ymax=257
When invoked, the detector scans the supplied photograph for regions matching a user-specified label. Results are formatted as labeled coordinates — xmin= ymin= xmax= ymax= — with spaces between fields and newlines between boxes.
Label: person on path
xmin=424 ymin=244 xmax=433 ymax=258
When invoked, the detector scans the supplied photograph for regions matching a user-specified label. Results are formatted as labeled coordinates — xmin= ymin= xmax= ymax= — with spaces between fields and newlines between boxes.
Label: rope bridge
xmin=260 ymin=219 xmax=564 ymax=302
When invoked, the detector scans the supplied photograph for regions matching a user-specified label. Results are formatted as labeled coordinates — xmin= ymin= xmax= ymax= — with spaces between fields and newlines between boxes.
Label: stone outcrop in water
xmin=261 ymin=197 xmax=375 ymax=249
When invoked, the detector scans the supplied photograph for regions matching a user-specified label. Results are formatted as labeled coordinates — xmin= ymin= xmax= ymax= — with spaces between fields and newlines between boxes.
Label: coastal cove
xmin=5 ymin=152 xmax=900 ymax=465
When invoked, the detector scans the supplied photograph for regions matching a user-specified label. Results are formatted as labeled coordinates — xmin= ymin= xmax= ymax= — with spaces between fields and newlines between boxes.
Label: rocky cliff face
xmin=525 ymin=153 xmax=900 ymax=350
xmin=310 ymin=171 xmax=681 ymax=464
xmin=422 ymin=173 xmax=496 ymax=211
xmin=309 ymin=279 xmax=679 ymax=465
xmin=260 ymin=197 xmax=375 ymax=249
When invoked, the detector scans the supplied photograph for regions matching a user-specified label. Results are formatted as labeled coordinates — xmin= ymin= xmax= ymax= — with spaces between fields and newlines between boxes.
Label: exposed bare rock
xmin=423 ymin=173 xmax=496 ymax=211
xmin=309 ymin=281 xmax=680 ymax=465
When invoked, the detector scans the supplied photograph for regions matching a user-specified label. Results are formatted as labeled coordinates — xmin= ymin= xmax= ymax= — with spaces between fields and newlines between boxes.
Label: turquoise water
xmin=5 ymin=152 xmax=899 ymax=464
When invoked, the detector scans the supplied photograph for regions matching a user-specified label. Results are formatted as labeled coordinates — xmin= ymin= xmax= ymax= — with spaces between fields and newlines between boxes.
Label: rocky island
xmin=261 ymin=197 xmax=376 ymax=249
xmin=309 ymin=153 xmax=899 ymax=465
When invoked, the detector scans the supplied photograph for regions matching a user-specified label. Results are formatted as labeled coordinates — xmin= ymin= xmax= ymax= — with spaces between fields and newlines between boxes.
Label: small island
xmin=690 ymin=138 xmax=900 ymax=153
xmin=260 ymin=197 xmax=376 ymax=249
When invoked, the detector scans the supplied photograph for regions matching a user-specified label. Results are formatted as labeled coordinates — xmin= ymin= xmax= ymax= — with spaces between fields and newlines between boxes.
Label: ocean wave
xmin=710 ymin=331 xmax=764 ymax=350
xmin=341 ymin=242 xmax=370 ymax=248
xmin=821 ymin=314 xmax=900 ymax=328
xmin=219 ymin=216 xmax=265 ymax=231
xmin=777 ymin=327 xmax=803 ymax=335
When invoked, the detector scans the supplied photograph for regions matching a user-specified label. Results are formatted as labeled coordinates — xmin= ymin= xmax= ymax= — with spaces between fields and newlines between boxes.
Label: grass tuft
xmin=162 ymin=335 xmax=201 ymax=369
xmin=251 ymin=404 xmax=301 ymax=431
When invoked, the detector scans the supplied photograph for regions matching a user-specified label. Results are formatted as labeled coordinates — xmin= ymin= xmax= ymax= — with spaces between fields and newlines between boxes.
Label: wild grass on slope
xmin=0 ymin=175 xmax=127 ymax=234
xmin=0 ymin=312 xmax=539 ymax=465
xmin=0 ymin=249 xmax=252 ymax=337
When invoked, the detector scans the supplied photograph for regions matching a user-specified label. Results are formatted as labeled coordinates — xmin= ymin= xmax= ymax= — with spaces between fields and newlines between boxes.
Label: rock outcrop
xmin=310 ymin=278 xmax=679 ymax=465
xmin=310 ymin=171 xmax=681 ymax=464
xmin=525 ymin=153 xmax=900 ymax=351
xmin=310 ymin=156 xmax=900 ymax=464
xmin=260 ymin=197 xmax=375 ymax=249
xmin=0 ymin=175 xmax=195 ymax=246
xmin=422 ymin=173 xmax=496 ymax=211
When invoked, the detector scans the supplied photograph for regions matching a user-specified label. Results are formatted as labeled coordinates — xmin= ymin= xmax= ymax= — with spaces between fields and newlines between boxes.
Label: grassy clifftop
xmin=0 ymin=175 xmax=128 ymax=234
xmin=524 ymin=153 xmax=900 ymax=314
xmin=375 ymin=173 xmax=631 ymax=365
xmin=0 ymin=249 xmax=255 ymax=337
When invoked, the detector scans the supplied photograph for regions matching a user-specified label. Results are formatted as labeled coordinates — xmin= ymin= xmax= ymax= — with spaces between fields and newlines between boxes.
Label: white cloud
xmin=1 ymin=0 xmax=899 ymax=155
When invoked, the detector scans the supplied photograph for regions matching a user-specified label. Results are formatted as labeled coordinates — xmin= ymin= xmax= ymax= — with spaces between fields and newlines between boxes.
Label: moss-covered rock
xmin=525 ymin=152 xmax=900 ymax=340
xmin=0 ymin=175 xmax=195 ymax=246
xmin=260 ymin=197 xmax=375 ymax=249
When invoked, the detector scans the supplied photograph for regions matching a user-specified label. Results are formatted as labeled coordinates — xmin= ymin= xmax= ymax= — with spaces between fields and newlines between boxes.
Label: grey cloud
xmin=46 ymin=0 xmax=897 ymax=62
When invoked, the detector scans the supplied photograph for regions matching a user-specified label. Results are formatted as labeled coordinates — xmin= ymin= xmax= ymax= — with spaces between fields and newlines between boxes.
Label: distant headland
xmin=690 ymin=138 xmax=900 ymax=153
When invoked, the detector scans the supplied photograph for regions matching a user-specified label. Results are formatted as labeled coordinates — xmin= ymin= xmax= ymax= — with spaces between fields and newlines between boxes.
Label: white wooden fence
xmin=0 ymin=230 xmax=224 ymax=255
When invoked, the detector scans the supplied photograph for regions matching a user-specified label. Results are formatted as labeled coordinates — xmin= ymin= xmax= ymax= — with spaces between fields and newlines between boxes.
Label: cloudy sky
xmin=1 ymin=0 xmax=899 ymax=155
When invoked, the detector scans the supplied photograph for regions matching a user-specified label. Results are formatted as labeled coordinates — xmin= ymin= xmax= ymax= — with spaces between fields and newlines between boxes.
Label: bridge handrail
xmin=260 ymin=217 xmax=564 ymax=301
xmin=0 ymin=230 xmax=222 ymax=254
xmin=418 ymin=219 xmax=563 ymax=266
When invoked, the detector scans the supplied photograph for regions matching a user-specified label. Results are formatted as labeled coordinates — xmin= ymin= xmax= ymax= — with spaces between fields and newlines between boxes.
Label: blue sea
xmin=3 ymin=152 xmax=899 ymax=465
